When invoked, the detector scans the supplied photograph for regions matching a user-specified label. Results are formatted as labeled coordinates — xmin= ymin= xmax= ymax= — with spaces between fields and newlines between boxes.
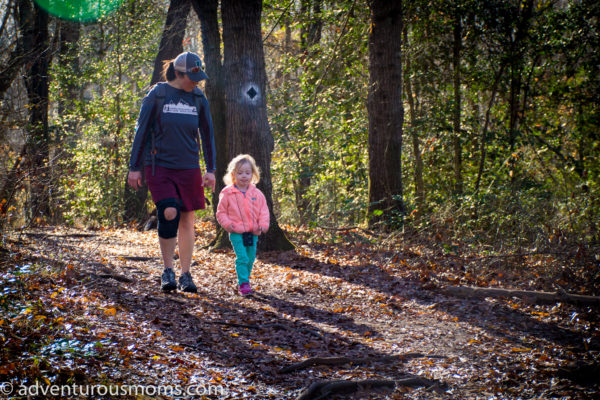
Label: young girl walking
xmin=216 ymin=154 xmax=270 ymax=296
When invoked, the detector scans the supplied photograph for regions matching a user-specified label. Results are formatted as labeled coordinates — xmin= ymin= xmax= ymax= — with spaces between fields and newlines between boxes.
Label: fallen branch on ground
xmin=296 ymin=377 xmax=437 ymax=400
xmin=280 ymin=353 xmax=444 ymax=374
xmin=443 ymin=285 xmax=600 ymax=306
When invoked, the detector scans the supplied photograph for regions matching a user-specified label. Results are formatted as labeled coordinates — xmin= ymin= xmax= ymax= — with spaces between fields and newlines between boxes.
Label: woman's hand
xmin=203 ymin=172 xmax=216 ymax=192
xmin=127 ymin=171 xmax=143 ymax=190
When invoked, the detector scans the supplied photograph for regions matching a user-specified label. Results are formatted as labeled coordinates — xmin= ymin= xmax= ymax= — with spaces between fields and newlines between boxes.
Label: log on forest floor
xmin=296 ymin=377 xmax=439 ymax=400
xmin=443 ymin=285 xmax=600 ymax=306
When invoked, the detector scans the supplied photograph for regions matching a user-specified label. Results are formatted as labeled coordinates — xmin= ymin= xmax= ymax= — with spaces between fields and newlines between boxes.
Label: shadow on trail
xmin=265 ymin=247 xmax=599 ymax=353
xmin=45 ymin=250 xmax=416 ymax=397
xmin=16 ymin=230 xmax=432 ymax=397
xmin=250 ymin=292 xmax=380 ymax=339
xmin=88 ymin=275 xmax=421 ymax=396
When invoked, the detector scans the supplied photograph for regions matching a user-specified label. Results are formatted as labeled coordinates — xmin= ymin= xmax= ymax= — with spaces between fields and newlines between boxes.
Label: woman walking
xmin=128 ymin=51 xmax=216 ymax=293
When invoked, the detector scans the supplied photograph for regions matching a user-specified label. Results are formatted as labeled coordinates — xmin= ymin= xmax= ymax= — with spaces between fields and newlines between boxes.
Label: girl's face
xmin=234 ymin=162 xmax=252 ymax=189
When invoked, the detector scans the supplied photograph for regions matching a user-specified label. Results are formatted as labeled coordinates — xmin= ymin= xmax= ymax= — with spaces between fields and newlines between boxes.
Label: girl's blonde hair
xmin=223 ymin=154 xmax=261 ymax=186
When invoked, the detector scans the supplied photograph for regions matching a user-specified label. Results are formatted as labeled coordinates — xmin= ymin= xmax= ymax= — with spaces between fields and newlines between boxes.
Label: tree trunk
xmin=403 ymin=27 xmax=424 ymax=214
xmin=367 ymin=0 xmax=404 ymax=228
xmin=123 ymin=0 xmax=191 ymax=224
xmin=295 ymin=0 xmax=323 ymax=224
xmin=507 ymin=0 xmax=534 ymax=188
xmin=191 ymin=0 xmax=229 ymax=248
xmin=452 ymin=13 xmax=463 ymax=196
xmin=474 ymin=62 xmax=506 ymax=195
xmin=57 ymin=19 xmax=80 ymax=116
xmin=21 ymin=1 xmax=51 ymax=224
xmin=301 ymin=0 xmax=322 ymax=50
xmin=221 ymin=0 xmax=294 ymax=251
xmin=150 ymin=0 xmax=191 ymax=85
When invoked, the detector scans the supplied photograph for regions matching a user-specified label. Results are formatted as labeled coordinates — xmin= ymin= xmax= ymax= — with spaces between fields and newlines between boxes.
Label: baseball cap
xmin=173 ymin=52 xmax=208 ymax=82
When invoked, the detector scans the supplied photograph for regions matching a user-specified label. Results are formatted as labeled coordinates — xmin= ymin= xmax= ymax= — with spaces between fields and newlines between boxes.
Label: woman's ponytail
xmin=162 ymin=60 xmax=177 ymax=82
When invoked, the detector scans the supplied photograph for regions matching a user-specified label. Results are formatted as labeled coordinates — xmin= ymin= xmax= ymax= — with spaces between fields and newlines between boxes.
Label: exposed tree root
xmin=444 ymin=285 xmax=600 ymax=306
xmin=296 ymin=377 xmax=437 ymax=400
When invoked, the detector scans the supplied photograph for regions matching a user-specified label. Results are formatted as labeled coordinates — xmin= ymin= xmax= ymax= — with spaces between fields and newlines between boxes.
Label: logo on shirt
xmin=163 ymin=100 xmax=197 ymax=115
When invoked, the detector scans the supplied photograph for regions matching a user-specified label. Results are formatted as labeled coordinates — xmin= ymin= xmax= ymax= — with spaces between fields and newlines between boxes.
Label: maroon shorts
xmin=145 ymin=166 xmax=205 ymax=212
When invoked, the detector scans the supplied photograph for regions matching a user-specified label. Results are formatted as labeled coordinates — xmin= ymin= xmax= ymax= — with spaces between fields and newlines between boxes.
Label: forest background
xmin=1 ymin=1 xmax=599 ymax=398
xmin=0 ymin=0 xmax=598 ymax=261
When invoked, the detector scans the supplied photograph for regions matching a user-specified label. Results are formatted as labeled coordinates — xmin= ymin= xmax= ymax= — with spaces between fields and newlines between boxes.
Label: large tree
xmin=221 ymin=0 xmax=293 ymax=251
xmin=191 ymin=0 xmax=227 ymax=209
xmin=21 ymin=0 xmax=51 ymax=223
xmin=366 ymin=0 xmax=404 ymax=227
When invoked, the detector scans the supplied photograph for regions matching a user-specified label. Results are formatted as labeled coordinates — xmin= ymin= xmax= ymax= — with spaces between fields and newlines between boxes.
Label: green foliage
xmin=267 ymin=2 xmax=371 ymax=227
xmin=399 ymin=0 xmax=600 ymax=247
xmin=49 ymin=0 xmax=164 ymax=226
xmin=263 ymin=0 xmax=600 ymax=248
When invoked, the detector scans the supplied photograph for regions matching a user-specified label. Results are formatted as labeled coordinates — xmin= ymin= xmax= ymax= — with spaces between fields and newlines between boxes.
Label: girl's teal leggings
xmin=229 ymin=232 xmax=258 ymax=284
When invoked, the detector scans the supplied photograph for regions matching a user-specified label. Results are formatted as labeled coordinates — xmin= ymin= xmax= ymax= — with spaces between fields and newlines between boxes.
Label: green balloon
xmin=34 ymin=0 xmax=124 ymax=22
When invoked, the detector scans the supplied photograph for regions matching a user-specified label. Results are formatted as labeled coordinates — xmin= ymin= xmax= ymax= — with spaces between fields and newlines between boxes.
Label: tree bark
xmin=221 ymin=0 xmax=293 ymax=251
xmin=191 ymin=0 xmax=229 ymax=248
xmin=367 ymin=0 xmax=404 ymax=227
xmin=20 ymin=0 xmax=51 ymax=224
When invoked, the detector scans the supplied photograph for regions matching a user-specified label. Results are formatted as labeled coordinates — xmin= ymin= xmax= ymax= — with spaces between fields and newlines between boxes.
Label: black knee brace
xmin=156 ymin=198 xmax=180 ymax=239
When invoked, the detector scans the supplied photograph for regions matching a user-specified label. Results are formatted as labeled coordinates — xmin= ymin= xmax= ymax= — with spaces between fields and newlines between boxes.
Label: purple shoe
xmin=239 ymin=282 xmax=252 ymax=296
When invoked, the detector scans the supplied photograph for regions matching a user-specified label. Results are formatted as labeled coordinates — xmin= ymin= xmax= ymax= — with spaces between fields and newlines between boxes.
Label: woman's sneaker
xmin=239 ymin=282 xmax=252 ymax=296
xmin=178 ymin=272 xmax=198 ymax=293
xmin=161 ymin=268 xmax=176 ymax=292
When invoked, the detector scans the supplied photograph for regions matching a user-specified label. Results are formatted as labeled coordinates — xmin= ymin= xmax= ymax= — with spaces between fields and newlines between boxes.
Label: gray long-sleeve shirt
xmin=128 ymin=83 xmax=216 ymax=173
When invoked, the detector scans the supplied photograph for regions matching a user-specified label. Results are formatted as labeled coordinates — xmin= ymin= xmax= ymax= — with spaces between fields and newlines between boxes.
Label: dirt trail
xmin=5 ymin=225 xmax=599 ymax=399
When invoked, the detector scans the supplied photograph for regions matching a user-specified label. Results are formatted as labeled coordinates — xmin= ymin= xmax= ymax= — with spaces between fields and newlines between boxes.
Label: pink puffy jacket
xmin=216 ymin=184 xmax=270 ymax=234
